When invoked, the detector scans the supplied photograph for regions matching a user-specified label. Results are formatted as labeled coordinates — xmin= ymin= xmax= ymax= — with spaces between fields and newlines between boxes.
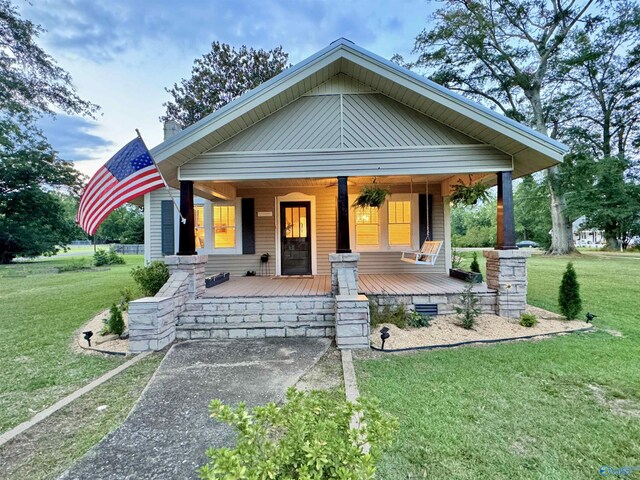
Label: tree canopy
xmin=161 ymin=42 xmax=289 ymax=128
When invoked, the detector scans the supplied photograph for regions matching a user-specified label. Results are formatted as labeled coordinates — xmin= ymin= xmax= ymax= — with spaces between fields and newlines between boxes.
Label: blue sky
xmin=19 ymin=0 xmax=437 ymax=176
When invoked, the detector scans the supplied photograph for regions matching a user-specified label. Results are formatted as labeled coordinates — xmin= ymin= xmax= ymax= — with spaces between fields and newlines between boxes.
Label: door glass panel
xmin=284 ymin=207 xmax=308 ymax=238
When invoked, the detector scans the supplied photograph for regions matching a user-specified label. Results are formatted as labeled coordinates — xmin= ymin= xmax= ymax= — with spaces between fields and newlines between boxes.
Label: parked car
xmin=516 ymin=240 xmax=539 ymax=248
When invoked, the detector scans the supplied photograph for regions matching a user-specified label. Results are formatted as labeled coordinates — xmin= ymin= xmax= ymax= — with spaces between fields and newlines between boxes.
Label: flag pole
xmin=135 ymin=129 xmax=185 ymax=224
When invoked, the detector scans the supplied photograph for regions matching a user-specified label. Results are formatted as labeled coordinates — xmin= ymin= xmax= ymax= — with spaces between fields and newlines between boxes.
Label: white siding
xmin=147 ymin=188 xmax=179 ymax=261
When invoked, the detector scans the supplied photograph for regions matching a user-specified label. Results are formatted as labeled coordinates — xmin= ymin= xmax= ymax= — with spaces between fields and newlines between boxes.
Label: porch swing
xmin=400 ymin=178 xmax=443 ymax=265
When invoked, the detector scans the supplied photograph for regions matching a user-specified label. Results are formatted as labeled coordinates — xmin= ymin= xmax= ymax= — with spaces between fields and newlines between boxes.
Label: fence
xmin=110 ymin=244 xmax=144 ymax=255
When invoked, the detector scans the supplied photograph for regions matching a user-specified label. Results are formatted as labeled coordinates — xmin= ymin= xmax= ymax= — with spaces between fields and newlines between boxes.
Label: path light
xmin=83 ymin=330 xmax=93 ymax=347
xmin=380 ymin=327 xmax=390 ymax=350
xmin=585 ymin=312 xmax=597 ymax=323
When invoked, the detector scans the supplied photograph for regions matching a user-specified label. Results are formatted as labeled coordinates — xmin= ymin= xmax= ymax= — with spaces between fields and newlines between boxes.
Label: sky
xmin=18 ymin=0 xmax=438 ymax=177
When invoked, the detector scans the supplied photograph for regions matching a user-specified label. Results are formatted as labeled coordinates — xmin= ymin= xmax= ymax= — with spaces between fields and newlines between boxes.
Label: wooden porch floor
xmin=201 ymin=274 xmax=491 ymax=298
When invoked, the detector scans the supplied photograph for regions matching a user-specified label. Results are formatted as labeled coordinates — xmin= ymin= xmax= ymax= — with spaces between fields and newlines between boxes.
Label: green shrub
xmin=131 ymin=261 xmax=170 ymax=296
xmin=57 ymin=258 xmax=91 ymax=272
xmin=103 ymin=303 xmax=125 ymax=336
xmin=199 ymin=387 xmax=396 ymax=480
xmin=520 ymin=312 xmax=538 ymax=327
xmin=559 ymin=262 xmax=582 ymax=320
xmin=407 ymin=310 xmax=431 ymax=328
xmin=369 ymin=299 xmax=410 ymax=328
xmin=93 ymin=248 xmax=125 ymax=267
xmin=470 ymin=252 xmax=481 ymax=273
xmin=119 ymin=286 xmax=135 ymax=311
xmin=455 ymin=284 xmax=481 ymax=329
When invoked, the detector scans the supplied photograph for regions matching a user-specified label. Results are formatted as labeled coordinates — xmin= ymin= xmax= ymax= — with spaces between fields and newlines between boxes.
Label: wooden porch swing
xmin=400 ymin=179 xmax=443 ymax=265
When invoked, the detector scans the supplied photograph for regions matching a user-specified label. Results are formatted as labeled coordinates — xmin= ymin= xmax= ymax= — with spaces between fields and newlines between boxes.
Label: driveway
xmin=60 ymin=338 xmax=331 ymax=480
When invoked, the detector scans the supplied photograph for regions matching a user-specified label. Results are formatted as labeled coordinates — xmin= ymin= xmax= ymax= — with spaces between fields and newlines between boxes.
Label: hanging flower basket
xmin=450 ymin=177 xmax=490 ymax=207
xmin=352 ymin=185 xmax=390 ymax=209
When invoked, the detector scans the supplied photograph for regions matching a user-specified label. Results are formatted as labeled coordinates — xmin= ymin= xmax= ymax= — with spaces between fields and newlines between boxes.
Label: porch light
xmin=380 ymin=327 xmax=390 ymax=350
xmin=83 ymin=330 xmax=93 ymax=347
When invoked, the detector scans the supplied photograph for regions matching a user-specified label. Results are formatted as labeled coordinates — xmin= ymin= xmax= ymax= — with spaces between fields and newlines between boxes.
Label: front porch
xmin=200 ymin=273 xmax=493 ymax=298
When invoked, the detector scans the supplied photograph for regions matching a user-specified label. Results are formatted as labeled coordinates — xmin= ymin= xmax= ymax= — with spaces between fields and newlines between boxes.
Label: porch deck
xmin=201 ymin=273 xmax=492 ymax=298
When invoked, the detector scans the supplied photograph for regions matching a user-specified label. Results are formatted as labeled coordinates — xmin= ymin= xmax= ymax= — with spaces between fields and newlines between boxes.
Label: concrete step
xmin=176 ymin=321 xmax=335 ymax=340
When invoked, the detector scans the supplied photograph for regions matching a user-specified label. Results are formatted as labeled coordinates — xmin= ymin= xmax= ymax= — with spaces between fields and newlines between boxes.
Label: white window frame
xmin=193 ymin=197 xmax=243 ymax=255
xmin=349 ymin=193 xmax=419 ymax=253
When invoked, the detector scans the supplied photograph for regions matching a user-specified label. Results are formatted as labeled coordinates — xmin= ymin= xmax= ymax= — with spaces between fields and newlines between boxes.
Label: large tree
xmin=411 ymin=0 xmax=599 ymax=254
xmin=0 ymin=0 xmax=97 ymax=262
xmin=162 ymin=42 xmax=289 ymax=128
xmin=561 ymin=0 xmax=640 ymax=249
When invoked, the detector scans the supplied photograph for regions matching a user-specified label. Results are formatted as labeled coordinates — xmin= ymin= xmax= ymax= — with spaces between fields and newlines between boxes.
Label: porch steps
xmin=176 ymin=295 xmax=336 ymax=340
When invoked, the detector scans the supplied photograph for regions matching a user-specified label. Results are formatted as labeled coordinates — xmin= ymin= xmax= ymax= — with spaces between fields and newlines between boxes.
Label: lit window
xmin=213 ymin=205 xmax=236 ymax=248
xmin=194 ymin=205 xmax=205 ymax=249
xmin=284 ymin=206 xmax=308 ymax=238
xmin=388 ymin=200 xmax=411 ymax=245
xmin=355 ymin=206 xmax=379 ymax=246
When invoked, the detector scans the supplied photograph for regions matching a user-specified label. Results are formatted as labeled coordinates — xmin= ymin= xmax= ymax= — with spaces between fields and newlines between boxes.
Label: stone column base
xmin=164 ymin=254 xmax=208 ymax=299
xmin=329 ymin=253 xmax=360 ymax=295
xmin=483 ymin=249 xmax=531 ymax=318
xmin=335 ymin=294 xmax=370 ymax=349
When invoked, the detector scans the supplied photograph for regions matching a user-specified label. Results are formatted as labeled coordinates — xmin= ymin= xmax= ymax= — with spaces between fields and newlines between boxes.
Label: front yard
xmin=357 ymin=253 xmax=640 ymax=479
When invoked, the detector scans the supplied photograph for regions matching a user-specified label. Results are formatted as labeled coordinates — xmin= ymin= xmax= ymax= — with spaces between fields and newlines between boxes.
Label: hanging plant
xmin=352 ymin=185 xmax=390 ymax=209
xmin=450 ymin=177 xmax=491 ymax=207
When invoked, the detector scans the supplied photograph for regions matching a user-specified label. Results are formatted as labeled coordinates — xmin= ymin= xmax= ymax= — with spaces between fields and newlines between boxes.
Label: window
xmin=388 ymin=200 xmax=411 ymax=245
xmin=194 ymin=205 xmax=205 ymax=249
xmin=355 ymin=206 xmax=379 ymax=246
xmin=213 ymin=205 xmax=236 ymax=248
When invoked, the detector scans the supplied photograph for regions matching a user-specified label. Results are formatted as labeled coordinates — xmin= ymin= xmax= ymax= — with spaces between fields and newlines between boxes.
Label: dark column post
xmin=336 ymin=176 xmax=351 ymax=253
xmin=496 ymin=171 xmax=517 ymax=250
xmin=177 ymin=180 xmax=196 ymax=255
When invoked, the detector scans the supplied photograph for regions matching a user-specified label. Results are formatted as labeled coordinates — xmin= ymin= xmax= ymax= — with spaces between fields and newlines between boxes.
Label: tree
xmin=412 ymin=0 xmax=599 ymax=254
xmin=95 ymin=205 xmax=144 ymax=244
xmin=451 ymin=196 xmax=497 ymax=247
xmin=558 ymin=262 xmax=582 ymax=319
xmin=162 ymin=42 xmax=289 ymax=128
xmin=560 ymin=1 xmax=640 ymax=249
xmin=0 ymin=1 xmax=96 ymax=262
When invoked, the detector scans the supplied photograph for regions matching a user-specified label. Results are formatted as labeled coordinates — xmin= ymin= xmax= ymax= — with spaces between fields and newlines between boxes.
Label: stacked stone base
xmin=372 ymin=291 xmax=497 ymax=316
xmin=484 ymin=250 xmax=531 ymax=318
xmin=175 ymin=295 xmax=335 ymax=340
xmin=335 ymin=294 xmax=370 ymax=349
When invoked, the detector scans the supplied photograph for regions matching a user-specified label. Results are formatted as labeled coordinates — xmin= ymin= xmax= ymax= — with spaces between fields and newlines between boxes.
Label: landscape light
xmin=83 ymin=330 xmax=93 ymax=347
xmin=585 ymin=312 xmax=597 ymax=323
xmin=380 ymin=327 xmax=390 ymax=350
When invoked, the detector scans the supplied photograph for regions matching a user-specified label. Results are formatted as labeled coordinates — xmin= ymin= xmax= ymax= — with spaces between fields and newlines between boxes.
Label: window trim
xmin=193 ymin=197 xmax=243 ymax=255
xmin=349 ymin=193 xmax=419 ymax=253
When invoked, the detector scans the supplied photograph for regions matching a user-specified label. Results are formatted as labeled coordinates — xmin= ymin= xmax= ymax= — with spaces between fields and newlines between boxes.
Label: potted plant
xmin=352 ymin=185 xmax=390 ymax=209
xmin=449 ymin=177 xmax=490 ymax=207
xmin=449 ymin=251 xmax=483 ymax=283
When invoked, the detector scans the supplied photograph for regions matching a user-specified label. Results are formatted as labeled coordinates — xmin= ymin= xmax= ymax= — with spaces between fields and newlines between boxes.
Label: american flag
xmin=77 ymin=137 xmax=165 ymax=235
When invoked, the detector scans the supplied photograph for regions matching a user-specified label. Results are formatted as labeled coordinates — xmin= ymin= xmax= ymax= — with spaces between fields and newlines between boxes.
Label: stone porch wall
xmin=371 ymin=291 xmax=497 ymax=316
xmin=483 ymin=250 xmax=530 ymax=318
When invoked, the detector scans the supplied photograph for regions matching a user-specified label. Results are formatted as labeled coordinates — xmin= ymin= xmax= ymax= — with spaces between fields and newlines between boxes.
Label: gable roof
xmin=150 ymin=38 xmax=568 ymax=183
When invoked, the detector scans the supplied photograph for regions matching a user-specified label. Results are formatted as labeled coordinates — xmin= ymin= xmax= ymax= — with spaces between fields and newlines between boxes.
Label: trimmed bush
xmin=455 ymin=284 xmax=481 ymax=329
xmin=559 ymin=262 xmax=582 ymax=320
xmin=199 ymin=387 xmax=396 ymax=480
xmin=131 ymin=261 xmax=170 ymax=296
xmin=94 ymin=248 xmax=125 ymax=267
xmin=103 ymin=303 xmax=125 ymax=336
xmin=520 ymin=312 xmax=538 ymax=327
xmin=470 ymin=252 xmax=481 ymax=273
xmin=407 ymin=310 xmax=431 ymax=328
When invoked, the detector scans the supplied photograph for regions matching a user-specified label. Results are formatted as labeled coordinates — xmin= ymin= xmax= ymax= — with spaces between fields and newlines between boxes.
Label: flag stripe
xmin=83 ymin=169 xmax=162 ymax=232
xmin=86 ymin=178 xmax=165 ymax=234
xmin=81 ymin=165 xmax=158 ymax=228
xmin=76 ymin=137 xmax=165 ymax=235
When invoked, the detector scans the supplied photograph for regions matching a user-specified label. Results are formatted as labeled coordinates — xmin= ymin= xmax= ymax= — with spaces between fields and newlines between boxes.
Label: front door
xmin=280 ymin=202 xmax=311 ymax=275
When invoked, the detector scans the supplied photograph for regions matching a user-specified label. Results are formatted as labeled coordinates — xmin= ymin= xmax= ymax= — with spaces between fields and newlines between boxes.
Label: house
xmin=572 ymin=216 xmax=604 ymax=248
xmin=128 ymin=38 xmax=568 ymax=353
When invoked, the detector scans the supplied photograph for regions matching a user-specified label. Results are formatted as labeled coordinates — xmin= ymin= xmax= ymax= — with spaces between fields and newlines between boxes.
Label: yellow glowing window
xmin=213 ymin=205 xmax=236 ymax=248
xmin=388 ymin=200 xmax=411 ymax=245
xmin=355 ymin=206 xmax=379 ymax=246
xmin=284 ymin=207 xmax=308 ymax=238
xmin=194 ymin=205 xmax=205 ymax=249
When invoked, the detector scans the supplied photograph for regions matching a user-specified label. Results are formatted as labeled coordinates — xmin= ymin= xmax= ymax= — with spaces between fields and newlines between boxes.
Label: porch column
xmin=177 ymin=180 xmax=196 ymax=255
xmin=496 ymin=171 xmax=517 ymax=250
xmin=336 ymin=176 xmax=351 ymax=253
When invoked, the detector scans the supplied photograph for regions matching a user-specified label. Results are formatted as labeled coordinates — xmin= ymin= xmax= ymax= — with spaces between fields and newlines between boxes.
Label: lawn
xmin=357 ymin=253 xmax=640 ymax=479
xmin=0 ymin=254 xmax=145 ymax=433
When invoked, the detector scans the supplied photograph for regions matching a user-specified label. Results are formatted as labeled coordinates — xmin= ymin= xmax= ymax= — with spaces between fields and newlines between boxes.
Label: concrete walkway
xmin=60 ymin=338 xmax=330 ymax=480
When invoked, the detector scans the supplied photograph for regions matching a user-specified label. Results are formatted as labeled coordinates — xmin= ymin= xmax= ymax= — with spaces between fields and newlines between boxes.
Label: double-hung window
xmin=350 ymin=194 xmax=416 ymax=251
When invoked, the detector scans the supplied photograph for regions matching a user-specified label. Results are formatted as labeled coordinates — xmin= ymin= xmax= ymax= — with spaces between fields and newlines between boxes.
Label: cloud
xmin=37 ymin=114 xmax=113 ymax=161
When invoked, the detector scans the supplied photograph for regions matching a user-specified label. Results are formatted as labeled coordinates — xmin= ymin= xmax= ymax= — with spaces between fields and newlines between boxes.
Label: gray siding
xmin=148 ymin=188 xmax=179 ymax=261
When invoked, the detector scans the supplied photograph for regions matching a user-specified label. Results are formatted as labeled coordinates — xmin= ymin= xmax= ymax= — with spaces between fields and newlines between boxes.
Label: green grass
xmin=0 ymin=352 xmax=164 ymax=480
xmin=0 ymin=254 xmax=144 ymax=433
xmin=357 ymin=253 xmax=640 ymax=479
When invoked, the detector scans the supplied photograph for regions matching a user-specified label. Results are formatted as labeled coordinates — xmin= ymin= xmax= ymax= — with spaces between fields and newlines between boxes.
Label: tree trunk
xmin=547 ymin=166 xmax=575 ymax=255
